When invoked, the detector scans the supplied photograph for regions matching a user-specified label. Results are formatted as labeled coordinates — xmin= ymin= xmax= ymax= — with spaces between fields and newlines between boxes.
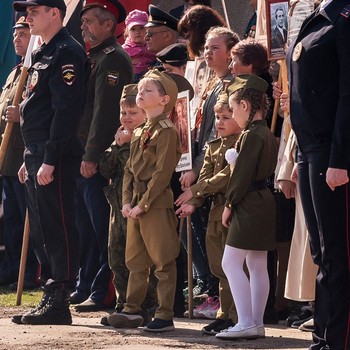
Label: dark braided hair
xmin=231 ymin=88 xmax=269 ymax=130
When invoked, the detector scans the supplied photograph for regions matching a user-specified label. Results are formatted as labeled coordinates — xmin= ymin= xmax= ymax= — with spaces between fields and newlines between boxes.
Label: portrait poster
xmin=255 ymin=0 xmax=268 ymax=46
xmin=185 ymin=56 xmax=210 ymax=129
xmin=175 ymin=91 xmax=192 ymax=172
xmin=266 ymin=0 xmax=289 ymax=60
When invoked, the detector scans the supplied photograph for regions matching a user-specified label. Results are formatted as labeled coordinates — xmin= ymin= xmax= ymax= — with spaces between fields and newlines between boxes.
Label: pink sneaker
xmin=192 ymin=297 xmax=212 ymax=318
xmin=197 ymin=296 xmax=220 ymax=319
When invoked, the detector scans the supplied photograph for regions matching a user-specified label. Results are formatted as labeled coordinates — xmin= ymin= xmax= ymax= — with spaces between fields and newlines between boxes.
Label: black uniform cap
xmin=13 ymin=16 xmax=30 ymax=29
xmin=145 ymin=5 xmax=179 ymax=32
xmin=14 ymin=0 xmax=66 ymax=12
xmin=157 ymin=43 xmax=188 ymax=67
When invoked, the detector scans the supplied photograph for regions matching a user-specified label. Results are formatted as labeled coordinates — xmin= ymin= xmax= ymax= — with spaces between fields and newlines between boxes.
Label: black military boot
xmin=11 ymin=289 xmax=52 ymax=324
xmin=21 ymin=287 xmax=72 ymax=325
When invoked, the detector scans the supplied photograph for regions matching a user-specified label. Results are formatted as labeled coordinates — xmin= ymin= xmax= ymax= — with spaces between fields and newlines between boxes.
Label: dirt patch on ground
xmin=0 ymin=307 xmax=312 ymax=350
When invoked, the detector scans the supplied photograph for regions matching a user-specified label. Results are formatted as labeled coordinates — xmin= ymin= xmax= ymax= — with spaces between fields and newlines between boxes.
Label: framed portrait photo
xmin=266 ymin=0 xmax=289 ymax=60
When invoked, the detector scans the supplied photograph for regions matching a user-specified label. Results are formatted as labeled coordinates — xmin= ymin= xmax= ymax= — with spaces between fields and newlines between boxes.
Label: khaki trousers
xmin=123 ymin=208 xmax=179 ymax=320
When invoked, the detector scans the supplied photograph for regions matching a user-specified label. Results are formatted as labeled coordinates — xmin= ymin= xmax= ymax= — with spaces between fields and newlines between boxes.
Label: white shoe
xmin=298 ymin=318 xmax=315 ymax=332
xmin=257 ymin=325 xmax=265 ymax=338
xmin=215 ymin=324 xmax=259 ymax=339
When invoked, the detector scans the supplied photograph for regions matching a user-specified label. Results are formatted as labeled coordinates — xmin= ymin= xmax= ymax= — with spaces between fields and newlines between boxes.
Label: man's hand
xmin=5 ymin=105 xmax=20 ymax=123
xmin=18 ymin=163 xmax=27 ymax=184
xmin=80 ymin=160 xmax=98 ymax=178
xmin=222 ymin=206 xmax=232 ymax=228
xmin=326 ymin=168 xmax=349 ymax=191
xmin=37 ymin=163 xmax=54 ymax=186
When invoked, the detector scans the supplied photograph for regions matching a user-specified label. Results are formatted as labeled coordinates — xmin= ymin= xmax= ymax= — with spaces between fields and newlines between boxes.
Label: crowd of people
xmin=0 ymin=0 xmax=349 ymax=348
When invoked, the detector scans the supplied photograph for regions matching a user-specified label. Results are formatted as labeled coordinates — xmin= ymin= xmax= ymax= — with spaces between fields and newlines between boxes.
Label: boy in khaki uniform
xmin=175 ymin=92 xmax=241 ymax=334
xmin=113 ymin=70 xmax=181 ymax=332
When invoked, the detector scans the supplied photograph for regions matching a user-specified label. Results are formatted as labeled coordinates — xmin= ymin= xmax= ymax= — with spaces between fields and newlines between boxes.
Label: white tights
xmin=222 ymin=245 xmax=269 ymax=328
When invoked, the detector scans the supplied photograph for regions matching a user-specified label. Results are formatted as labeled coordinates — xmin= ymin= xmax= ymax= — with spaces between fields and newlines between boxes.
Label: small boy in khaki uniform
xmin=99 ymin=84 xmax=157 ymax=327
xmin=175 ymin=91 xmax=241 ymax=334
xmin=112 ymin=70 xmax=182 ymax=332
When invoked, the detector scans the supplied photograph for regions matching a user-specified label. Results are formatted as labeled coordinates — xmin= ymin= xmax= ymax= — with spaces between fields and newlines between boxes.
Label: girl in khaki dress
xmin=216 ymin=75 xmax=278 ymax=340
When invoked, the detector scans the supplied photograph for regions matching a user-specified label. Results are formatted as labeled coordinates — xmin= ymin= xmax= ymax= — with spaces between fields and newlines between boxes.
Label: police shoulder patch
xmin=341 ymin=4 xmax=350 ymax=18
xmin=106 ymin=71 xmax=119 ymax=86
xmin=62 ymin=64 xmax=76 ymax=85
xmin=158 ymin=119 xmax=172 ymax=128
xmin=103 ymin=46 xmax=116 ymax=55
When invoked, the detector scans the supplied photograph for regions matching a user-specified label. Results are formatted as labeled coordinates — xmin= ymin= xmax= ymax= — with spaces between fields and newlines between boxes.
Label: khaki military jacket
xmin=0 ymin=65 xmax=25 ymax=176
xmin=225 ymin=120 xmax=278 ymax=250
xmin=123 ymin=113 xmax=181 ymax=212
xmin=189 ymin=134 xmax=239 ymax=221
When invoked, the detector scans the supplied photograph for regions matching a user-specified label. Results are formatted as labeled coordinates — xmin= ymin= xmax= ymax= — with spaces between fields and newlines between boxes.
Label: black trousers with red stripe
xmin=24 ymin=142 xmax=81 ymax=291
xmin=297 ymin=146 xmax=350 ymax=350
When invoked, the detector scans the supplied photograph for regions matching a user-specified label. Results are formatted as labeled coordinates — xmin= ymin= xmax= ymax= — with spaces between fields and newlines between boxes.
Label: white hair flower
xmin=225 ymin=148 xmax=239 ymax=165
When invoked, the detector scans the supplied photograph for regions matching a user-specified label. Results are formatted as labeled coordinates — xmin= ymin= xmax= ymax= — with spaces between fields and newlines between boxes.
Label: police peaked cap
xmin=145 ymin=5 xmax=179 ymax=31
xmin=81 ymin=0 xmax=126 ymax=23
xmin=13 ymin=16 xmax=30 ymax=29
xmin=157 ymin=43 xmax=188 ymax=67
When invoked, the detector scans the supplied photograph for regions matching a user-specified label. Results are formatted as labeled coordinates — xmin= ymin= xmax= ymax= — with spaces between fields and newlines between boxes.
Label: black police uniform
xmin=21 ymin=27 xmax=89 ymax=291
xmin=288 ymin=1 xmax=350 ymax=349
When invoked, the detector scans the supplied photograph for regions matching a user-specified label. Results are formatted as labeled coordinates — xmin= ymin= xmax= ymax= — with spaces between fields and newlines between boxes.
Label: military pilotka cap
xmin=13 ymin=0 xmax=66 ymax=12
xmin=13 ymin=16 xmax=29 ymax=29
xmin=157 ymin=43 xmax=188 ymax=67
xmin=216 ymin=91 xmax=229 ymax=105
xmin=143 ymin=69 xmax=178 ymax=113
xmin=121 ymin=84 xmax=138 ymax=99
xmin=81 ymin=0 xmax=126 ymax=23
xmin=145 ymin=5 xmax=179 ymax=31
xmin=226 ymin=74 xmax=268 ymax=96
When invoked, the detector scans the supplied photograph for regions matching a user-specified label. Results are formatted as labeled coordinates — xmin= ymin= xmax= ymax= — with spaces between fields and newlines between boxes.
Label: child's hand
xmin=179 ymin=170 xmax=197 ymax=188
xmin=115 ymin=126 xmax=132 ymax=146
xmin=174 ymin=187 xmax=193 ymax=206
xmin=122 ymin=204 xmax=133 ymax=218
xmin=222 ymin=206 xmax=232 ymax=228
xmin=175 ymin=203 xmax=195 ymax=218
xmin=128 ymin=205 xmax=144 ymax=219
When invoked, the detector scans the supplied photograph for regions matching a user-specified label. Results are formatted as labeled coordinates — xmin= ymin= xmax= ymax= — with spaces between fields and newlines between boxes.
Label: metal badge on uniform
xmin=292 ymin=42 xmax=303 ymax=61
xmin=29 ymin=71 xmax=39 ymax=91
xmin=62 ymin=64 xmax=76 ymax=85
xmin=341 ymin=4 xmax=350 ymax=18
xmin=106 ymin=71 xmax=119 ymax=86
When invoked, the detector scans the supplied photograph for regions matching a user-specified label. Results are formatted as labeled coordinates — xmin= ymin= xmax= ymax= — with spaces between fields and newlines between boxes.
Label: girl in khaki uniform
xmin=217 ymin=75 xmax=278 ymax=340
xmin=113 ymin=70 xmax=181 ymax=332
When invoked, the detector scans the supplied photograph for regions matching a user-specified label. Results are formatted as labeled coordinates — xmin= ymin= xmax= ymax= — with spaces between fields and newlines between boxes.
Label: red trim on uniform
xmin=84 ymin=0 xmax=120 ymax=21
xmin=58 ymin=160 xmax=71 ymax=282
xmin=102 ymin=271 xmax=116 ymax=307
xmin=345 ymin=184 xmax=350 ymax=350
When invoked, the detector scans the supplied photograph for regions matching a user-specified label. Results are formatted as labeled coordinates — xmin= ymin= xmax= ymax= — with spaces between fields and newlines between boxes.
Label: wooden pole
xmin=270 ymin=66 xmax=282 ymax=134
xmin=220 ymin=0 xmax=231 ymax=29
xmin=16 ymin=211 xmax=30 ymax=306
xmin=0 ymin=66 xmax=28 ymax=171
xmin=186 ymin=215 xmax=193 ymax=318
